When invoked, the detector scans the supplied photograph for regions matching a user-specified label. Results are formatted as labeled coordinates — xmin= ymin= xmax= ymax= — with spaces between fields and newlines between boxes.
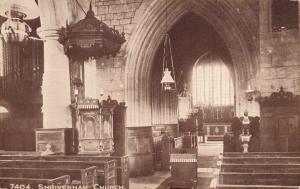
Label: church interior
xmin=0 ymin=0 xmax=300 ymax=188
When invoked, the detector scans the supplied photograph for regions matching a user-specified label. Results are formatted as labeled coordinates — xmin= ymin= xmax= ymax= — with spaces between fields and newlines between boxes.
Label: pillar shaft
xmin=40 ymin=28 xmax=72 ymax=129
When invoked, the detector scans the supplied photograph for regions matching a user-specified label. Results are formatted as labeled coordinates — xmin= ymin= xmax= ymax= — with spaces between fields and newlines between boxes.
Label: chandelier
xmin=0 ymin=0 xmax=39 ymax=43
xmin=59 ymin=3 xmax=126 ymax=60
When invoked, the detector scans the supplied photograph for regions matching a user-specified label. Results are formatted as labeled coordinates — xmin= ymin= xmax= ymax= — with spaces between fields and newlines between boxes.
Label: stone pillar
xmin=39 ymin=28 xmax=72 ymax=129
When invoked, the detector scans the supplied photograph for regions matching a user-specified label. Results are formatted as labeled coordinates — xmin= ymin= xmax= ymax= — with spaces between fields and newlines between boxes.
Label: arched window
xmin=192 ymin=53 xmax=234 ymax=107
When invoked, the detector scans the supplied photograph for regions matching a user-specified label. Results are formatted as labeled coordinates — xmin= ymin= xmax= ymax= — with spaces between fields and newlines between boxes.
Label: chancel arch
xmin=125 ymin=0 xmax=258 ymax=130
xmin=124 ymin=0 xmax=259 ymax=175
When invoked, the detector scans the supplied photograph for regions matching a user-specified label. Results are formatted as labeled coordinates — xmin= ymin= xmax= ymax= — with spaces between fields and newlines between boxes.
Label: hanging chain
xmin=168 ymin=35 xmax=176 ymax=89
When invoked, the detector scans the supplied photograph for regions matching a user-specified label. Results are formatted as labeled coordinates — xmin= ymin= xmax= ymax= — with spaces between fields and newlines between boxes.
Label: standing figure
xmin=161 ymin=130 xmax=171 ymax=171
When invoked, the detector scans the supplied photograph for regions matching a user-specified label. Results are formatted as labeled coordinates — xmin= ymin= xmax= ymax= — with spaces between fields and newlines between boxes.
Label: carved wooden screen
xmin=259 ymin=87 xmax=300 ymax=152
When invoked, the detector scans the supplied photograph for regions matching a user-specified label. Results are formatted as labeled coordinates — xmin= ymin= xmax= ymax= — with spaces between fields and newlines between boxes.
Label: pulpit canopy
xmin=59 ymin=4 xmax=126 ymax=60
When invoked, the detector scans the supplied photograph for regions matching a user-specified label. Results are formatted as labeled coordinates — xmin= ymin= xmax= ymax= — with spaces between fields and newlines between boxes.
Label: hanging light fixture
xmin=0 ymin=0 xmax=39 ymax=43
xmin=161 ymin=35 xmax=176 ymax=91
xmin=160 ymin=0 xmax=176 ymax=91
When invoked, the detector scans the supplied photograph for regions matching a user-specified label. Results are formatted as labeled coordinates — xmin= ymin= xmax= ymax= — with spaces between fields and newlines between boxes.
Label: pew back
xmin=0 ymin=154 xmax=126 ymax=188
xmin=0 ymin=175 xmax=70 ymax=188
xmin=0 ymin=166 xmax=96 ymax=186
xmin=219 ymin=172 xmax=300 ymax=186
xmin=221 ymin=163 xmax=300 ymax=173
xmin=222 ymin=157 xmax=300 ymax=164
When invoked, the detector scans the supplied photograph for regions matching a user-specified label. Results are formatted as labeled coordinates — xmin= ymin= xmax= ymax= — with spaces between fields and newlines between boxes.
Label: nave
xmin=0 ymin=0 xmax=300 ymax=188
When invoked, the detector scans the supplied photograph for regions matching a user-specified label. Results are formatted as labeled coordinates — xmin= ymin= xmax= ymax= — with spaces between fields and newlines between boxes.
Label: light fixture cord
xmin=75 ymin=0 xmax=87 ymax=16
xmin=168 ymin=35 xmax=176 ymax=89
xmin=165 ymin=0 xmax=168 ymax=34
xmin=162 ymin=34 xmax=167 ymax=76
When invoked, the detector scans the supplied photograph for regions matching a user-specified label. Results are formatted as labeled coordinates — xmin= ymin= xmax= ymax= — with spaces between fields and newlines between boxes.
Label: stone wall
xmin=258 ymin=0 xmax=300 ymax=97
xmin=93 ymin=0 xmax=143 ymax=102
xmin=259 ymin=29 xmax=300 ymax=96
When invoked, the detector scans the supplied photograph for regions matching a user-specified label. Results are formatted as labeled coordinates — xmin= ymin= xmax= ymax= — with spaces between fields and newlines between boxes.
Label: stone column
xmin=39 ymin=28 xmax=72 ymax=129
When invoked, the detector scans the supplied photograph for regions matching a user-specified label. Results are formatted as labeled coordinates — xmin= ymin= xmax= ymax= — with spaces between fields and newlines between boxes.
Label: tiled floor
xmin=129 ymin=141 xmax=223 ymax=189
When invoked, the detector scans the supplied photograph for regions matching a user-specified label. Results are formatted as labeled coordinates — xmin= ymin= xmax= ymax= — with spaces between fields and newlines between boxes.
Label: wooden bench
xmin=0 ymin=155 xmax=37 ymax=160
xmin=221 ymin=157 xmax=300 ymax=164
xmin=220 ymin=163 xmax=300 ymax=173
xmin=222 ymin=152 xmax=300 ymax=157
xmin=0 ymin=155 xmax=121 ymax=187
xmin=217 ymin=184 xmax=300 ymax=189
xmin=219 ymin=172 xmax=300 ymax=186
xmin=39 ymin=155 xmax=128 ymax=189
xmin=0 ymin=159 xmax=115 ymax=186
xmin=0 ymin=166 xmax=96 ymax=188
xmin=0 ymin=175 xmax=70 ymax=188
xmin=0 ymin=154 xmax=126 ymax=188
xmin=215 ymin=153 xmax=300 ymax=189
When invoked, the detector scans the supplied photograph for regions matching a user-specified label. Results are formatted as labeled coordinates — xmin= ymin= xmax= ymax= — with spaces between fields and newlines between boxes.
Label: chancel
xmin=0 ymin=0 xmax=299 ymax=188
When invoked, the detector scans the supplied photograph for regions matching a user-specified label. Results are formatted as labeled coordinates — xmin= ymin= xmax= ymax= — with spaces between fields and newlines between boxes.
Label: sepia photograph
xmin=0 ymin=0 xmax=299 ymax=188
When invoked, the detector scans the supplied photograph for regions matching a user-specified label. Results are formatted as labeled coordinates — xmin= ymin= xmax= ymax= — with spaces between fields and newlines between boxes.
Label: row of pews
xmin=0 ymin=153 xmax=129 ymax=189
xmin=214 ymin=152 xmax=300 ymax=189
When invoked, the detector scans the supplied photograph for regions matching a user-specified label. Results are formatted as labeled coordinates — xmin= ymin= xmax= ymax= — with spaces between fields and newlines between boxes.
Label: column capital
xmin=37 ymin=26 xmax=65 ymax=41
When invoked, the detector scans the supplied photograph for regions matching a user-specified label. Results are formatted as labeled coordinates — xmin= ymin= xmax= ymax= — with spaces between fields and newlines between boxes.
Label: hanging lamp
xmin=0 ymin=0 xmax=39 ymax=43
xmin=160 ymin=34 xmax=176 ymax=91
xmin=160 ymin=0 xmax=176 ymax=91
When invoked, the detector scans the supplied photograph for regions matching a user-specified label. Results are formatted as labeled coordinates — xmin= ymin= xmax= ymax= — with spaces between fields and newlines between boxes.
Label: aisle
xmin=197 ymin=141 xmax=223 ymax=189
xmin=129 ymin=171 xmax=171 ymax=189
xmin=129 ymin=141 xmax=223 ymax=189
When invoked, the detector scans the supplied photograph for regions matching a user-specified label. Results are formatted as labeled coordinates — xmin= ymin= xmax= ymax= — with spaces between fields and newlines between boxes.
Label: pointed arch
xmin=125 ymin=0 xmax=258 ymax=127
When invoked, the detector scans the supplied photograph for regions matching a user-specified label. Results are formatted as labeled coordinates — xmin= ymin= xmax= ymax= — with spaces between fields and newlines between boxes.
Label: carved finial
xmin=89 ymin=1 xmax=92 ymax=11
xmin=280 ymin=86 xmax=284 ymax=92
xmin=86 ymin=1 xmax=95 ymax=18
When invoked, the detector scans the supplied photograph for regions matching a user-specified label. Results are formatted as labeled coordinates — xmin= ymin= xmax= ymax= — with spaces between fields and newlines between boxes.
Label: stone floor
xmin=129 ymin=141 xmax=223 ymax=189
xmin=197 ymin=141 xmax=223 ymax=189
xmin=129 ymin=171 xmax=171 ymax=189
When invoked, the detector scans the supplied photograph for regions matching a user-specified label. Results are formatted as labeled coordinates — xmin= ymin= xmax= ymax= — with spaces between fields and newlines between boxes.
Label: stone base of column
xmin=126 ymin=126 xmax=154 ymax=177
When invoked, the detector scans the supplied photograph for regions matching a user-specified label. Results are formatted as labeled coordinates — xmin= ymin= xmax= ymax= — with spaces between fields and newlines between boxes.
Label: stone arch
xmin=125 ymin=0 xmax=258 ymax=127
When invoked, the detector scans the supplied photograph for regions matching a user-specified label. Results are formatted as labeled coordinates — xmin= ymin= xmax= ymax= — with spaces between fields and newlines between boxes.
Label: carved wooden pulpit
xmin=75 ymin=97 xmax=117 ymax=154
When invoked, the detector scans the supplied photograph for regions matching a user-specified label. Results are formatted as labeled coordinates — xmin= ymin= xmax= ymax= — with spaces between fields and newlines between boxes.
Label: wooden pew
xmin=221 ymin=163 xmax=300 ymax=173
xmin=215 ymin=153 xmax=300 ymax=189
xmin=0 ymin=166 xmax=96 ymax=187
xmin=0 ymin=154 xmax=127 ymax=189
xmin=0 ymin=155 xmax=37 ymax=160
xmin=217 ymin=184 xmax=300 ymax=189
xmin=219 ymin=172 xmax=300 ymax=186
xmin=0 ymin=159 xmax=115 ymax=186
xmin=222 ymin=152 xmax=300 ymax=157
xmin=38 ymin=155 xmax=128 ymax=189
xmin=0 ymin=175 xmax=70 ymax=188
xmin=221 ymin=157 xmax=300 ymax=164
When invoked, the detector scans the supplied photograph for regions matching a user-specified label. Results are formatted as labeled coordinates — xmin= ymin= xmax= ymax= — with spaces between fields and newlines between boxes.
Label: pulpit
xmin=75 ymin=98 xmax=115 ymax=154
xmin=35 ymin=97 xmax=126 ymax=155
